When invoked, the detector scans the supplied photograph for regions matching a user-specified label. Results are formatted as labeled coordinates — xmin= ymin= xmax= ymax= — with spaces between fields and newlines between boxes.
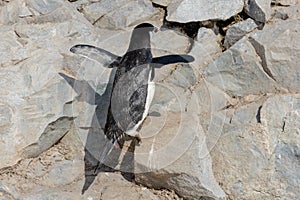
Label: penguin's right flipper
xmin=70 ymin=44 xmax=121 ymax=68
xmin=152 ymin=54 xmax=194 ymax=68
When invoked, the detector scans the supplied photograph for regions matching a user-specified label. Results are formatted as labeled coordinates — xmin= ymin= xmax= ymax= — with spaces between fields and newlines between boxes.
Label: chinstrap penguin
xmin=70 ymin=23 xmax=194 ymax=148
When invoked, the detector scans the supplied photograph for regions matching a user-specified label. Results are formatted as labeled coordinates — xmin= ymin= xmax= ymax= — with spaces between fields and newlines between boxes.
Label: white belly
xmin=126 ymin=72 xmax=155 ymax=136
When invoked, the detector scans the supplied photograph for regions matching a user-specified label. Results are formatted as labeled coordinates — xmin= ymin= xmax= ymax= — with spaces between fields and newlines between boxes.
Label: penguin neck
xmin=127 ymin=32 xmax=151 ymax=53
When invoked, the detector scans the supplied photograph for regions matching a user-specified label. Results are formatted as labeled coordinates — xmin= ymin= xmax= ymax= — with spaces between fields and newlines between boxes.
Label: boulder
xmin=0 ymin=0 xmax=105 ymax=169
xmin=151 ymin=29 xmax=191 ymax=57
xmin=211 ymin=94 xmax=300 ymax=199
xmin=81 ymin=0 xmax=163 ymax=30
xmin=224 ymin=18 xmax=258 ymax=49
xmin=249 ymin=19 xmax=300 ymax=93
xmin=272 ymin=3 xmax=300 ymax=21
xmin=28 ymin=0 xmax=61 ymax=15
xmin=134 ymin=66 xmax=226 ymax=199
xmin=166 ymin=0 xmax=244 ymax=23
xmin=244 ymin=0 xmax=272 ymax=22
xmin=189 ymin=27 xmax=222 ymax=69
xmin=203 ymin=38 xmax=279 ymax=97
xmin=0 ymin=140 xmax=167 ymax=200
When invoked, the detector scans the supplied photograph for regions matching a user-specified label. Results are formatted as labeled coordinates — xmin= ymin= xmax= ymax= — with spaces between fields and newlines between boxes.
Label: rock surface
xmin=272 ymin=0 xmax=299 ymax=5
xmin=189 ymin=27 xmax=222 ymax=69
xmin=244 ymin=0 xmax=272 ymax=22
xmin=151 ymin=0 xmax=173 ymax=6
xmin=211 ymin=94 xmax=300 ymax=199
xmin=0 ymin=0 xmax=299 ymax=199
xmin=0 ymin=140 xmax=181 ymax=200
xmin=133 ymin=64 xmax=226 ymax=199
xmin=203 ymin=37 xmax=279 ymax=97
xmin=249 ymin=19 xmax=300 ymax=93
xmin=80 ymin=0 xmax=163 ymax=30
xmin=166 ymin=0 xmax=244 ymax=23
xmin=224 ymin=18 xmax=258 ymax=49
xmin=151 ymin=29 xmax=191 ymax=57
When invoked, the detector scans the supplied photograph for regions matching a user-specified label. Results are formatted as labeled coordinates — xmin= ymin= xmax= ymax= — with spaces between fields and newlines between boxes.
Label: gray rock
xmin=0 ymin=142 xmax=165 ymax=200
xmin=189 ymin=27 xmax=222 ymax=69
xmin=22 ymin=117 xmax=74 ymax=158
xmin=224 ymin=18 xmax=258 ymax=49
xmin=203 ymin=38 xmax=278 ymax=97
xmin=244 ymin=0 xmax=272 ymax=22
xmin=273 ymin=3 xmax=300 ymax=20
xmin=132 ymin=64 xmax=226 ymax=199
xmin=1 ymin=0 xmax=298 ymax=199
xmin=166 ymin=0 xmax=244 ymax=23
xmin=0 ymin=188 xmax=16 ymax=200
xmin=272 ymin=0 xmax=299 ymax=5
xmin=151 ymin=0 xmax=172 ymax=6
xmin=151 ymin=29 xmax=191 ymax=57
xmin=81 ymin=0 xmax=162 ymax=30
xmin=211 ymin=94 xmax=300 ymax=199
xmin=0 ymin=0 xmax=107 ymax=169
xmin=59 ymin=22 xmax=224 ymax=199
xmin=0 ymin=0 xmax=23 ymax=24
xmin=28 ymin=0 xmax=61 ymax=15
xmin=81 ymin=0 xmax=130 ymax=24
xmin=249 ymin=19 xmax=300 ymax=93
xmin=262 ymin=95 xmax=300 ymax=200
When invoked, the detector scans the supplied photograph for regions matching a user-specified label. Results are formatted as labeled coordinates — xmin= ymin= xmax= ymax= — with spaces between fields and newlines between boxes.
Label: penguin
xmin=70 ymin=23 xmax=194 ymax=148
xmin=105 ymin=23 xmax=156 ymax=147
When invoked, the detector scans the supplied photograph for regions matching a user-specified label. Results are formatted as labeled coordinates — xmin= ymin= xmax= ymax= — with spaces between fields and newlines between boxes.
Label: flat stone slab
xmin=166 ymin=0 xmax=244 ymax=23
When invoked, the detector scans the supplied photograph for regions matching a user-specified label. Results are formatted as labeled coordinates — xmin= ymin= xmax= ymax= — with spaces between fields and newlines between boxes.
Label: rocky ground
xmin=0 ymin=0 xmax=299 ymax=199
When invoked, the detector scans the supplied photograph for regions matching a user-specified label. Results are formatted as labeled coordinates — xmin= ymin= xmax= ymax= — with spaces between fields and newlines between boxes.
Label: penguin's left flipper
xmin=70 ymin=44 xmax=121 ymax=68
xmin=152 ymin=54 xmax=194 ymax=68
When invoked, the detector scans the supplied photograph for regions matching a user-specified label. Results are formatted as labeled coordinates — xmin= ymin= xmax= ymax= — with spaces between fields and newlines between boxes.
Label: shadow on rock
xmin=59 ymin=72 xmax=136 ymax=194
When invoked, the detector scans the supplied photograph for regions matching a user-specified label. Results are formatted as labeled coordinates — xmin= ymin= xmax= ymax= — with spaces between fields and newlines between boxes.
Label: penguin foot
xmin=134 ymin=132 xmax=142 ymax=144
xmin=114 ymin=140 xmax=121 ymax=149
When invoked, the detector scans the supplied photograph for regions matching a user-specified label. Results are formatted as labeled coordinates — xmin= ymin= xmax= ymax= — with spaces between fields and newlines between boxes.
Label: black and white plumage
xmin=70 ymin=23 xmax=194 ymax=148
xmin=105 ymin=23 xmax=155 ymax=146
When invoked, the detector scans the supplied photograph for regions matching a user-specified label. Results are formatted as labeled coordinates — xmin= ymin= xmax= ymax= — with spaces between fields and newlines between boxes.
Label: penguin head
xmin=128 ymin=23 xmax=157 ymax=51
xmin=133 ymin=23 xmax=156 ymax=32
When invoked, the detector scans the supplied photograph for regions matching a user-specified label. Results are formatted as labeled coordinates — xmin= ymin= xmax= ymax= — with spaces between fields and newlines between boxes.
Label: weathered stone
xmin=82 ymin=0 xmax=162 ymax=30
xmin=131 ymin=63 xmax=225 ymax=199
xmin=22 ymin=117 xmax=74 ymax=158
xmin=273 ymin=3 xmax=300 ymax=20
xmin=211 ymin=94 xmax=300 ymax=199
xmin=244 ymin=0 xmax=272 ymax=22
xmin=272 ymin=9 xmax=289 ymax=20
xmin=0 ymin=0 xmax=108 ymax=169
xmin=272 ymin=0 xmax=299 ymax=5
xmin=54 ymin=21 xmax=225 ymax=198
xmin=166 ymin=0 xmax=244 ymax=23
xmin=0 ymin=142 xmax=169 ymax=200
xmin=28 ymin=0 xmax=61 ymax=15
xmin=203 ymin=38 xmax=278 ymax=97
xmin=81 ymin=0 xmax=130 ymax=23
xmin=151 ymin=0 xmax=172 ymax=6
xmin=224 ymin=18 xmax=258 ymax=49
xmin=0 ymin=0 xmax=24 ymax=24
xmin=1 ymin=0 xmax=299 ymax=199
xmin=249 ymin=19 xmax=300 ymax=93
xmin=151 ymin=29 xmax=191 ymax=57
xmin=189 ymin=27 xmax=222 ymax=69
